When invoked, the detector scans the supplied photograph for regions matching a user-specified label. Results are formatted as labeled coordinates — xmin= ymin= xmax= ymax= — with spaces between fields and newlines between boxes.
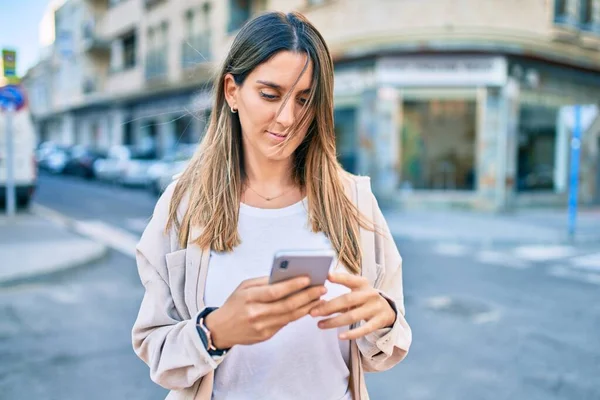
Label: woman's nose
xmin=275 ymin=98 xmax=295 ymax=128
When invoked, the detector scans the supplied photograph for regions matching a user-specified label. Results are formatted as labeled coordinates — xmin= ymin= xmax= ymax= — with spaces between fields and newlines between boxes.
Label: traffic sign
xmin=0 ymin=84 xmax=26 ymax=112
xmin=2 ymin=49 xmax=16 ymax=77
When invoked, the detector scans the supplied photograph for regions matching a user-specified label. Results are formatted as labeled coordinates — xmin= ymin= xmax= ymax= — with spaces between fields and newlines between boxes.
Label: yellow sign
xmin=2 ymin=49 xmax=17 ymax=78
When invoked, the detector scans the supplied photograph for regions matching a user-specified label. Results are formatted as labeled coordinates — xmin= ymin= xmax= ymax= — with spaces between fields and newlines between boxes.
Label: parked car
xmin=45 ymin=146 xmax=71 ymax=175
xmin=93 ymin=145 xmax=156 ymax=186
xmin=63 ymin=145 xmax=106 ymax=179
xmin=147 ymin=144 xmax=196 ymax=195
xmin=36 ymin=141 xmax=60 ymax=170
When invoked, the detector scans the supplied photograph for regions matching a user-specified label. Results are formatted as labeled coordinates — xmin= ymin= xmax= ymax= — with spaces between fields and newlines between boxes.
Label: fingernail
xmin=318 ymin=321 xmax=325 ymax=328
xmin=320 ymin=287 xmax=327 ymax=295
xmin=339 ymin=333 xmax=348 ymax=340
xmin=311 ymin=308 xmax=320 ymax=316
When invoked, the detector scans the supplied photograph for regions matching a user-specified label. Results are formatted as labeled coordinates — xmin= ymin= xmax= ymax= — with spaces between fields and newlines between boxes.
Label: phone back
xmin=269 ymin=250 xmax=335 ymax=286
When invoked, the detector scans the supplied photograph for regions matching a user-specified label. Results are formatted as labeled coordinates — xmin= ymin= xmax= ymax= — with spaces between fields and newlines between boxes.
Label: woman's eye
xmin=259 ymin=91 xmax=278 ymax=100
xmin=297 ymin=98 xmax=308 ymax=105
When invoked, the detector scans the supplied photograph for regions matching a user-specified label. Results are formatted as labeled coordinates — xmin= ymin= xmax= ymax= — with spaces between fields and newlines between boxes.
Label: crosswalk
xmin=432 ymin=242 xmax=600 ymax=285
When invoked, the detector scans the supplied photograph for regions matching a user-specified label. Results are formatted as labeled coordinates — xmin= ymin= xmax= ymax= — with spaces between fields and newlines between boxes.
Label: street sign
xmin=567 ymin=105 xmax=582 ymax=241
xmin=0 ymin=84 xmax=26 ymax=111
xmin=1 ymin=49 xmax=16 ymax=77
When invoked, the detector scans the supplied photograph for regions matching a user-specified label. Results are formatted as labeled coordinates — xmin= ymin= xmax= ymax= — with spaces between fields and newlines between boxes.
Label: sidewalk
xmin=0 ymin=211 xmax=107 ymax=286
xmin=383 ymin=207 xmax=600 ymax=246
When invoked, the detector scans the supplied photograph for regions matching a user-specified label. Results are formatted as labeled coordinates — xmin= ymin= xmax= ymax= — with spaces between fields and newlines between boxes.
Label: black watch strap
xmin=196 ymin=307 xmax=228 ymax=357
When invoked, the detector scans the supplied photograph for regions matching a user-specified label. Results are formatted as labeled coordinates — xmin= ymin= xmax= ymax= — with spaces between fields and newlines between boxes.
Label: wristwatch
xmin=196 ymin=307 xmax=228 ymax=358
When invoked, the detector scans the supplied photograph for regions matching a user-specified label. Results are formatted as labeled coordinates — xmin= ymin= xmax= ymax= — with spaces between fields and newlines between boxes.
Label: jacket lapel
xmin=185 ymin=224 xmax=206 ymax=315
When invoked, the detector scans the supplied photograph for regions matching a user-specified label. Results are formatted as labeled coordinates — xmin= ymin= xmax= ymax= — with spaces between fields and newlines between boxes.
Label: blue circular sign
xmin=0 ymin=85 xmax=27 ymax=111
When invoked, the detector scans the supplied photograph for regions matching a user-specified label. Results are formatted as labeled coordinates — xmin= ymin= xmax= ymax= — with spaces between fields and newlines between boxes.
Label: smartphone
xmin=269 ymin=249 xmax=336 ymax=287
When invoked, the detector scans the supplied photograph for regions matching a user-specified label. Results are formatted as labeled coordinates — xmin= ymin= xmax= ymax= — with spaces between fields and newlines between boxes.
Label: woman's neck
xmin=241 ymin=149 xmax=303 ymax=208
xmin=243 ymin=151 xmax=295 ymax=190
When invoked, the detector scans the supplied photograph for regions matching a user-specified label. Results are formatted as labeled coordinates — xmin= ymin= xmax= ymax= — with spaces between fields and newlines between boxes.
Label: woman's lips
xmin=267 ymin=131 xmax=287 ymax=142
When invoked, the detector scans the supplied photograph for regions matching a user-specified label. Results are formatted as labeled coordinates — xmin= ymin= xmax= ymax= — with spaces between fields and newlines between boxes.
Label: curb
xmin=0 ymin=242 xmax=108 ymax=288
xmin=0 ymin=204 xmax=110 ymax=288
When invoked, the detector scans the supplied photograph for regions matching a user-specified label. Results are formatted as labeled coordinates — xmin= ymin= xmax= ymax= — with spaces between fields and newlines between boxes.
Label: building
xmin=24 ymin=0 xmax=600 ymax=210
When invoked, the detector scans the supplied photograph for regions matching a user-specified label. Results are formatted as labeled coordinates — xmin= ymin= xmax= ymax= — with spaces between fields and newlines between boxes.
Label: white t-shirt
xmin=204 ymin=199 xmax=352 ymax=400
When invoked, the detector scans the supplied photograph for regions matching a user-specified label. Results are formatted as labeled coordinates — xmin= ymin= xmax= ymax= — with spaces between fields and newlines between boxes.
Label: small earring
xmin=231 ymin=106 xmax=237 ymax=114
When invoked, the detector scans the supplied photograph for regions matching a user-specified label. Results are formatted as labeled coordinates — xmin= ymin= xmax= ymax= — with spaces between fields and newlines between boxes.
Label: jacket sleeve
xmin=131 ymin=184 xmax=220 ymax=390
xmin=357 ymin=193 xmax=412 ymax=372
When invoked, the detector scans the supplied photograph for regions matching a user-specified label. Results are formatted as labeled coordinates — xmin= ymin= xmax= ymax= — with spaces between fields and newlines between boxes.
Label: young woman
xmin=132 ymin=11 xmax=411 ymax=400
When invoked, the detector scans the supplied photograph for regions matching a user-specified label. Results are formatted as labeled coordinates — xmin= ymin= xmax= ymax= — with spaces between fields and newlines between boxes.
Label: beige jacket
xmin=132 ymin=174 xmax=412 ymax=400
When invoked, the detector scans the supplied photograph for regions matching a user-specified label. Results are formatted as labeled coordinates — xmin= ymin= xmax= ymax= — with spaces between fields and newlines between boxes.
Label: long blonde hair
xmin=167 ymin=12 xmax=371 ymax=274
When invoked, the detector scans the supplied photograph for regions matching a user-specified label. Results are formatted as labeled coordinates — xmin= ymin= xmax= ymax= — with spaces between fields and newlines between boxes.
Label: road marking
xmin=73 ymin=220 xmax=138 ymax=258
xmin=433 ymin=243 xmax=470 ymax=257
xmin=32 ymin=203 xmax=138 ymax=258
xmin=472 ymin=310 xmax=501 ymax=325
xmin=125 ymin=217 xmax=151 ymax=234
xmin=425 ymin=296 xmax=453 ymax=309
xmin=548 ymin=265 xmax=600 ymax=285
xmin=424 ymin=296 xmax=500 ymax=324
xmin=475 ymin=251 xmax=531 ymax=269
xmin=29 ymin=203 xmax=72 ymax=230
xmin=570 ymin=253 xmax=600 ymax=273
xmin=512 ymin=245 xmax=577 ymax=262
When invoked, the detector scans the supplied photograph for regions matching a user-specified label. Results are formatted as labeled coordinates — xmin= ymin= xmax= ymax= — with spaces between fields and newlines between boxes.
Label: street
xmin=1 ymin=174 xmax=599 ymax=400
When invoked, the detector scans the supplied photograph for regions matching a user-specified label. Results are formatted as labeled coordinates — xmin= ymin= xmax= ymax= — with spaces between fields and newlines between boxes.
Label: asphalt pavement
xmin=0 ymin=173 xmax=598 ymax=400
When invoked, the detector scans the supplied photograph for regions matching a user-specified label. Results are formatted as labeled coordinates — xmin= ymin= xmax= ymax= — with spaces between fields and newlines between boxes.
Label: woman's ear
xmin=224 ymin=73 xmax=239 ymax=111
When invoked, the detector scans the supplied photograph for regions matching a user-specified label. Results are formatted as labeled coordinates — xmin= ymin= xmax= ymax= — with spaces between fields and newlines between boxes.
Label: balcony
xmin=82 ymin=76 xmax=105 ymax=95
xmin=82 ymin=19 xmax=110 ymax=54
xmin=145 ymin=48 xmax=168 ymax=82
xmin=181 ymin=34 xmax=211 ymax=69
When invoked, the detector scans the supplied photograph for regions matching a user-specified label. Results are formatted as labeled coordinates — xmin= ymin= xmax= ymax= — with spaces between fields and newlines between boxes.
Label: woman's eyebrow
xmin=256 ymin=80 xmax=311 ymax=94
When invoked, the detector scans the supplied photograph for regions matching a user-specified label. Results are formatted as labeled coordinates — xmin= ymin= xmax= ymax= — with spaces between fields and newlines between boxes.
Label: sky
xmin=0 ymin=0 xmax=54 ymax=77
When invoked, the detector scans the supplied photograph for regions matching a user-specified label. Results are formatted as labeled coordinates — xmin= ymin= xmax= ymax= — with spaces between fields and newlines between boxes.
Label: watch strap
xmin=195 ymin=307 xmax=228 ymax=357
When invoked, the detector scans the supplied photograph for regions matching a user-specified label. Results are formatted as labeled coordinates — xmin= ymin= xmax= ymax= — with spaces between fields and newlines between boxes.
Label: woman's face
xmin=225 ymin=51 xmax=314 ymax=162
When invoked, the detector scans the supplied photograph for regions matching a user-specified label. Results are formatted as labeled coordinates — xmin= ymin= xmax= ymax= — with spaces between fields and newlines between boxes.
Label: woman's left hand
xmin=310 ymin=272 xmax=397 ymax=340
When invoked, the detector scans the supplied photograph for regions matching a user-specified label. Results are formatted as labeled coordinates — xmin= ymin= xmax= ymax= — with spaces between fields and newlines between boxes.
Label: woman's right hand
xmin=204 ymin=276 xmax=326 ymax=349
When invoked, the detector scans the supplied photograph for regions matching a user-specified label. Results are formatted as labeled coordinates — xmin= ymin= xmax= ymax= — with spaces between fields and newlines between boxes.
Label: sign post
xmin=0 ymin=84 xmax=26 ymax=217
xmin=4 ymin=103 xmax=15 ymax=217
xmin=567 ymin=105 xmax=582 ymax=241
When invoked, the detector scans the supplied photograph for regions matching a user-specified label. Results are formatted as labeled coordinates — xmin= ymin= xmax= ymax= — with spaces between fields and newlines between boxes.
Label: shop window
xmin=175 ymin=114 xmax=195 ymax=144
xmin=554 ymin=0 xmax=569 ymax=24
xmin=400 ymin=99 xmax=476 ymax=191
xmin=579 ymin=0 xmax=594 ymax=28
xmin=517 ymin=106 xmax=558 ymax=192
xmin=334 ymin=108 xmax=358 ymax=174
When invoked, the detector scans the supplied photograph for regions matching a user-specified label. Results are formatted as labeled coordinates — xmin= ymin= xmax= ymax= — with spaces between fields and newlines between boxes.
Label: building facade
xmin=24 ymin=0 xmax=600 ymax=210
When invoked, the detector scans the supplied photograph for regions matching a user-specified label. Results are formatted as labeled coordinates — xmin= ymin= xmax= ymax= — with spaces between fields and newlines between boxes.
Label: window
xmin=579 ymin=0 xmax=594 ymax=27
xmin=334 ymin=108 xmax=358 ymax=173
xmin=160 ymin=22 xmax=168 ymax=47
xmin=516 ymin=106 xmax=559 ymax=192
xmin=185 ymin=10 xmax=195 ymax=38
xmin=400 ymin=99 xmax=477 ymax=191
xmin=554 ymin=0 xmax=569 ymax=23
xmin=122 ymin=31 xmax=137 ymax=69
xmin=228 ymin=0 xmax=251 ymax=32
xmin=146 ymin=22 xmax=168 ymax=80
xmin=182 ymin=4 xmax=212 ymax=66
